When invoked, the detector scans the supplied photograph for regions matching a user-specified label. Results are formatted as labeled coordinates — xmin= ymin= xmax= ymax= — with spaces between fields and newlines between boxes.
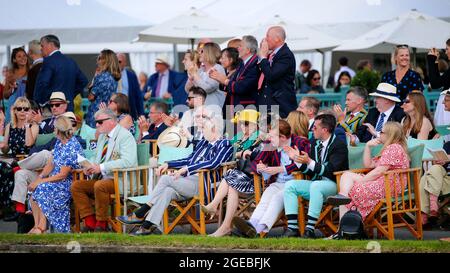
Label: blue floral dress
xmin=85 ymin=71 xmax=118 ymax=127
xmin=32 ymin=137 xmax=84 ymax=233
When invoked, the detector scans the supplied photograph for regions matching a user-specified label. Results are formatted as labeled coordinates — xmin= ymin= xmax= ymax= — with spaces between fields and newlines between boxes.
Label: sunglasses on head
xmin=95 ymin=118 xmax=111 ymax=125
xmin=15 ymin=107 xmax=30 ymax=112
xmin=396 ymin=44 xmax=409 ymax=48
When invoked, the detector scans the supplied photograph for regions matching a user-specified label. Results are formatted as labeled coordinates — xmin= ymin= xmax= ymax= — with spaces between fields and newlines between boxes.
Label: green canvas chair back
xmin=158 ymin=144 xmax=193 ymax=165
xmin=79 ymin=121 xmax=97 ymax=144
xmin=137 ymin=142 xmax=150 ymax=166
xmin=348 ymin=144 xmax=383 ymax=170
xmin=407 ymin=137 xmax=444 ymax=160
xmin=35 ymin=133 xmax=55 ymax=146
xmin=436 ymin=125 xmax=450 ymax=136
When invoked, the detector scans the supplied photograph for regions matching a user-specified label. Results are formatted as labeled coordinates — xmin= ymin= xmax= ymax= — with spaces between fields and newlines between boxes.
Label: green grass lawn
xmin=0 ymin=233 xmax=449 ymax=253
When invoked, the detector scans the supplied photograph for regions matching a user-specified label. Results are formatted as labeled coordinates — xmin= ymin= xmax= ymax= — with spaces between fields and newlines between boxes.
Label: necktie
xmin=375 ymin=113 xmax=386 ymax=133
xmin=257 ymin=53 xmax=275 ymax=90
xmin=155 ymin=74 xmax=164 ymax=98
xmin=317 ymin=142 xmax=324 ymax=165
xmin=100 ymin=136 xmax=109 ymax=164
xmin=49 ymin=117 xmax=56 ymax=128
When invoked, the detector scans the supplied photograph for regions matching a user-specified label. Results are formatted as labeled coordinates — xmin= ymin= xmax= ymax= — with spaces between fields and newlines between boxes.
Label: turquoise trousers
xmin=284 ymin=179 xmax=337 ymax=219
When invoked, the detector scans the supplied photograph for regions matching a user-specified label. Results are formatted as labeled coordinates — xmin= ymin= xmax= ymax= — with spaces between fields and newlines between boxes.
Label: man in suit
xmin=334 ymin=87 xmax=368 ymax=138
xmin=355 ymin=83 xmax=405 ymax=143
xmin=117 ymin=109 xmax=233 ymax=235
xmin=71 ymin=109 xmax=137 ymax=232
xmin=144 ymin=57 xmax=188 ymax=107
xmin=223 ymin=35 xmax=259 ymax=110
xmin=116 ymin=53 xmax=144 ymax=120
xmin=25 ymin=40 xmax=43 ymax=100
xmin=138 ymin=101 xmax=169 ymax=142
xmin=231 ymin=120 xmax=310 ymax=238
xmin=34 ymin=34 xmax=88 ymax=111
xmin=257 ymin=26 xmax=297 ymax=118
xmin=283 ymin=114 xmax=349 ymax=238
xmin=295 ymin=59 xmax=311 ymax=92
xmin=34 ymin=91 xmax=68 ymax=134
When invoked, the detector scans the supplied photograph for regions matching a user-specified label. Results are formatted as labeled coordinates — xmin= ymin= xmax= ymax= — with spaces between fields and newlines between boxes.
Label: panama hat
xmin=441 ymin=88 xmax=450 ymax=96
xmin=369 ymin=83 xmax=401 ymax=103
xmin=155 ymin=55 xmax=171 ymax=67
xmin=157 ymin=126 xmax=188 ymax=148
xmin=231 ymin=109 xmax=260 ymax=124
xmin=49 ymin=91 xmax=69 ymax=103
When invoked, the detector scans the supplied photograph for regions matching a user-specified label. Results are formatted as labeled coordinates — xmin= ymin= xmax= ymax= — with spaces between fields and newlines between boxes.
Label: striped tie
xmin=100 ymin=137 xmax=109 ymax=163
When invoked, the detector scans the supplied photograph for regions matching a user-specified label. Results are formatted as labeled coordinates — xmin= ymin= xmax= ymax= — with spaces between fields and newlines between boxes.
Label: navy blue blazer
xmin=146 ymin=70 xmax=188 ymax=107
xmin=142 ymin=123 xmax=168 ymax=141
xmin=125 ymin=69 xmax=145 ymax=119
xmin=225 ymin=54 xmax=259 ymax=107
xmin=34 ymin=51 xmax=88 ymax=111
xmin=256 ymin=43 xmax=297 ymax=118
xmin=356 ymin=105 xmax=405 ymax=143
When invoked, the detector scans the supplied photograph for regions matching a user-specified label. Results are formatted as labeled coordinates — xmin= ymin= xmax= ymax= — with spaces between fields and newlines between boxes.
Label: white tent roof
xmin=249 ymin=15 xmax=341 ymax=52
xmin=0 ymin=0 xmax=150 ymax=44
xmin=334 ymin=10 xmax=450 ymax=53
xmin=136 ymin=7 xmax=244 ymax=45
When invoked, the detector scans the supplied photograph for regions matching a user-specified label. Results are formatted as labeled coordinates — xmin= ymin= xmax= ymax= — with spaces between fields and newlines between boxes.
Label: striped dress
xmin=225 ymin=131 xmax=261 ymax=194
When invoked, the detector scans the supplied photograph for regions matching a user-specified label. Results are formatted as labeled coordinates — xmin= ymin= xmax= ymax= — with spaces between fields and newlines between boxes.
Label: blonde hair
xmin=201 ymin=43 xmax=221 ymax=65
xmin=54 ymin=116 xmax=74 ymax=140
xmin=381 ymin=122 xmax=408 ymax=158
xmin=286 ymin=110 xmax=309 ymax=138
xmin=98 ymin=49 xmax=121 ymax=81
xmin=11 ymin=97 xmax=31 ymax=128
xmin=392 ymin=45 xmax=411 ymax=66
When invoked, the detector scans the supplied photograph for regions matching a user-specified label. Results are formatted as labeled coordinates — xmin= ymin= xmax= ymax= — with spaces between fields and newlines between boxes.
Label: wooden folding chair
xmin=162 ymin=167 xmax=224 ymax=235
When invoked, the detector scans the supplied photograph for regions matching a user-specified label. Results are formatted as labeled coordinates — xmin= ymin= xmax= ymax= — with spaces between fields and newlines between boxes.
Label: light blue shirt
xmin=119 ymin=69 xmax=129 ymax=96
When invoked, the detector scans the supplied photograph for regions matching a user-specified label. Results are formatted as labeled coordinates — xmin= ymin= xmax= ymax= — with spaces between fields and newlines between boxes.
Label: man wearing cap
xmin=116 ymin=53 xmax=144 ymax=120
xmin=355 ymin=83 xmax=405 ymax=143
xmin=144 ymin=56 xmax=188 ymax=107
xmin=34 ymin=34 xmax=88 ymax=111
xmin=34 ymin=91 xmax=68 ymax=134
xmin=7 ymin=112 xmax=86 ymax=222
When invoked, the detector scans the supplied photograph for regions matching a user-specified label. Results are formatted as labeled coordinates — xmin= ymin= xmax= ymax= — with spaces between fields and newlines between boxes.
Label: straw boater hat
xmin=157 ymin=126 xmax=188 ymax=148
xmin=441 ymin=88 xmax=450 ymax=96
xmin=369 ymin=83 xmax=401 ymax=103
xmin=49 ymin=91 xmax=69 ymax=104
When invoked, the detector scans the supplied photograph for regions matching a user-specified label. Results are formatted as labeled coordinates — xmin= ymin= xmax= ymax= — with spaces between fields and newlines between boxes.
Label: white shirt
xmin=306 ymin=136 xmax=331 ymax=171
xmin=374 ymin=104 xmax=396 ymax=138
xmin=119 ymin=69 xmax=129 ymax=96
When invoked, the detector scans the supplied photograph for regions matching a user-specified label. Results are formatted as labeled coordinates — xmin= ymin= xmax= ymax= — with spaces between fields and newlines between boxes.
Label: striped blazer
xmin=167 ymin=139 xmax=233 ymax=201
xmin=338 ymin=109 xmax=368 ymax=134
xmin=297 ymin=134 xmax=348 ymax=182
xmin=251 ymin=135 xmax=310 ymax=184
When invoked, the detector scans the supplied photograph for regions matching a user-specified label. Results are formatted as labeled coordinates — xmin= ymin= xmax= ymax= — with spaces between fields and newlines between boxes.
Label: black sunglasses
xmin=396 ymin=44 xmax=409 ymax=48
xmin=50 ymin=103 xmax=63 ymax=108
xmin=313 ymin=77 xmax=321 ymax=80
xmin=15 ymin=107 xmax=30 ymax=112
xmin=95 ymin=118 xmax=111 ymax=125
xmin=403 ymin=99 xmax=411 ymax=104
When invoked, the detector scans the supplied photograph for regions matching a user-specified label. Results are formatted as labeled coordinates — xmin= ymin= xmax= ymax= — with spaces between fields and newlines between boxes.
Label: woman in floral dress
xmin=327 ymin=121 xmax=410 ymax=220
xmin=85 ymin=49 xmax=121 ymax=127
xmin=27 ymin=116 xmax=84 ymax=233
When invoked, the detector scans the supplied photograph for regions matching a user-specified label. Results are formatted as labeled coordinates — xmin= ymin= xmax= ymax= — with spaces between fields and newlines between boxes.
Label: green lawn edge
xmin=0 ymin=233 xmax=449 ymax=253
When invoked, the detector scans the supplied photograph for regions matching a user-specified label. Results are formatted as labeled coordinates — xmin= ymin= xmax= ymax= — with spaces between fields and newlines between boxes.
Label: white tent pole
xmin=173 ymin=43 xmax=180 ymax=72
xmin=412 ymin=47 xmax=417 ymax=68
xmin=316 ymin=49 xmax=325 ymax=87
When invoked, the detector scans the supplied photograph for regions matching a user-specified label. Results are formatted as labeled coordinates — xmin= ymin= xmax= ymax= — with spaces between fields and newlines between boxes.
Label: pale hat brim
xmin=440 ymin=89 xmax=450 ymax=96
xmin=157 ymin=126 xmax=188 ymax=148
xmin=369 ymin=91 xmax=401 ymax=103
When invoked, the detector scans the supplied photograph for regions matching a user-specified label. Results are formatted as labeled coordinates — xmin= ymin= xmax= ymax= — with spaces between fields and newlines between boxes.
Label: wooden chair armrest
xmin=383 ymin=167 xmax=422 ymax=175
xmin=333 ymin=168 xmax=373 ymax=176
xmin=112 ymin=165 xmax=152 ymax=172
xmin=221 ymin=161 xmax=237 ymax=168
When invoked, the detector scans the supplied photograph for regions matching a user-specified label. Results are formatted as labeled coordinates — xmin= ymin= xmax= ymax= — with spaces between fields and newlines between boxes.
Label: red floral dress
xmin=346 ymin=144 xmax=410 ymax=219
